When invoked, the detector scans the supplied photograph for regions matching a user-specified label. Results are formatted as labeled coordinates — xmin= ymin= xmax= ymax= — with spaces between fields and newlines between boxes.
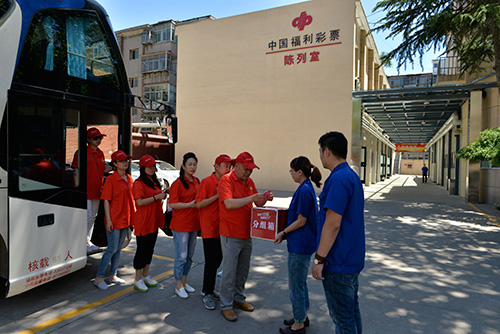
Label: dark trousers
xmin=133 ymin=232 xmax=158 ymax=270
xmin=422 ymin=174 xmax=428 ymax=183
xmin=202 ymin=238 xmax=223 ymax=295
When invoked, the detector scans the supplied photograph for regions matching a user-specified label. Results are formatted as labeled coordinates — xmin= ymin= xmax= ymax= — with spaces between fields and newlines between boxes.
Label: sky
xmin=98 ymin=0 xmax=442 ymax=76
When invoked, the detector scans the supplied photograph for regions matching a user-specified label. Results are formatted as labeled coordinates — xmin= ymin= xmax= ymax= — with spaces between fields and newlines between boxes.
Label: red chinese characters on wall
xmin=284 ymin=51 xmax=320 ymax=66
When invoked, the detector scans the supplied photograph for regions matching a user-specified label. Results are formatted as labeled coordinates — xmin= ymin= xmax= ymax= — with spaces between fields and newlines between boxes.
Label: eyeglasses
xmin=91 ymin=136 xmax=103 ymax=141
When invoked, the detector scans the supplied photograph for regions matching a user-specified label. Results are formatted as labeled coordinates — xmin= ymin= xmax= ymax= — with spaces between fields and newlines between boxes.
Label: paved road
xmin=1 ymin=175 xmax=499 ymax=334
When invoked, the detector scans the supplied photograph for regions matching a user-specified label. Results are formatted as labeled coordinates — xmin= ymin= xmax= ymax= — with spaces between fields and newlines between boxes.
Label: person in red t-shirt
xmin=94 ymin=150 xmax=134 ymax=291
xmin=195 ymin=154 xmax=234 ymax=310
xmin=218 ymin=152 xmax=273 ymax=322
xmin=132 ymin=155 xmax=168 ymax=293
xmin=169 ymin=152 xmax=200 ymax=299
xmin=72 ymin=127 xmax=112 ymax=253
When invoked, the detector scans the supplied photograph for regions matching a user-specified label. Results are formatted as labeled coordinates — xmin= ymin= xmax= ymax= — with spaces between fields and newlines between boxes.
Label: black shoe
xmin=279 ymin=326 xmax=306 ymax=334
xmin=283 ymin=317 xmax=309 ymax=327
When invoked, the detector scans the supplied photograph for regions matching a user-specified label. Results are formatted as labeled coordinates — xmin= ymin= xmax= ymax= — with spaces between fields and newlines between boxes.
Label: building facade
xmin=426 ymin=56 xmax=500 ymax=204
xmin=116 ymin=20 xmax=178 ymax=136
xmin=174 ymin=0 xmax=391 ymax=191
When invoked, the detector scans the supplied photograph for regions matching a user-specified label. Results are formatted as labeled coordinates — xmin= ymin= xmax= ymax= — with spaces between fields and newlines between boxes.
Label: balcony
xmin=435 ymin=56 xmax=464 ymax=83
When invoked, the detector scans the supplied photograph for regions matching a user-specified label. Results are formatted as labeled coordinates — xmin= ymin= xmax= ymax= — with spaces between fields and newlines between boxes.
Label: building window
xmin=144 ymin=84 xmax=169 ymax=102
xmin=169 ymin=85 xmax=176 ymax=103
xmin=141 ymin=53 xmax=176 ymax=73
xmin=151 ymin=23 xmax=175 ymax=43
xmin=129 ymin=48 xmax=139 ymax=60
xmin=141 ymin=22 xmax=175 ymax=44
xmin=129 ymin=77 xmax=138 ymax=88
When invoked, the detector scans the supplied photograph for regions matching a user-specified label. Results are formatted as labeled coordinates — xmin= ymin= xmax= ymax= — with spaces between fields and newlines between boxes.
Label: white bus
xmin=0 ymin=0 xmax=134 ymax=297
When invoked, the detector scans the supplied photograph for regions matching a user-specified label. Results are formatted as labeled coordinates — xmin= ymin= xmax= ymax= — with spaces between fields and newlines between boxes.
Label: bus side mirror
xmin=167 ymin=115 xmax=177 ymax=144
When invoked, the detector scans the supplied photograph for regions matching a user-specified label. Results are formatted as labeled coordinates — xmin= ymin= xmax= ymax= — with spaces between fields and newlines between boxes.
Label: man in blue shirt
xmin=312 ymin=131 xmax=365 ymax=334
xmin=422 ymin=164 xmax=429 ymax=183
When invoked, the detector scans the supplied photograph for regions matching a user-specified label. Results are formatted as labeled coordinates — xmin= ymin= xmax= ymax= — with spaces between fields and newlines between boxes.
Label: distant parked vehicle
xmin=131 ymin=160 xmax=179 ymax=190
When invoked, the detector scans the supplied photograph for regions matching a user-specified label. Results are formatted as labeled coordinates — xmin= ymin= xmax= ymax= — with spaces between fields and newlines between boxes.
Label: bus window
xmin=15 ymin=10 xmax=121 ymax=97
xmin=66 ymin=14 xmax=117 ymax=82
xmin=16 ymin=107 xmax=80 ymax=192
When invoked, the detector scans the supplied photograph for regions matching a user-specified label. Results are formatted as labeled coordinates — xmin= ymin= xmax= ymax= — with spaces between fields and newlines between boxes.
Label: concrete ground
xmin=1 ymin=174 xmax=499 ymax=334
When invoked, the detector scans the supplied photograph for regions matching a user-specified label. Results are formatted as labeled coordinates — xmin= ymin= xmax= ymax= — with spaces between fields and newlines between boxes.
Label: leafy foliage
xmin=456 ymin=128 xmax=500 ymax=166
xmin=372 ymin=0 xmax=500 ymax=77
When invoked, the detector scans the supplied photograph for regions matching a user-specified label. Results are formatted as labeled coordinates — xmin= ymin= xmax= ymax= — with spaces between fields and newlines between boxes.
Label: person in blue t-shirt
xmin=274 ymin=156 xmax=322 ymax=334
xmin=313 ymin=131 xmax=365 ymax=334
xmin=422 ymin=164 xmax=429 ymax=183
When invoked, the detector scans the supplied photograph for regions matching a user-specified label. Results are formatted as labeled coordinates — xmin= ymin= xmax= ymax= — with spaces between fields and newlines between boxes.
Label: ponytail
xmin=290 ymin=156 xmax=322 ymax=188
xmin=310 ymin=165 xmax=322 ymax=188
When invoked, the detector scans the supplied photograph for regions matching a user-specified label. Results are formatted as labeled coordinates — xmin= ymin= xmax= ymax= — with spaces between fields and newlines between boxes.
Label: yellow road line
xmin=122 ymin=248 xmax=175 ymax=262
xmin=468 ymin=202 xmax=500 ymax=227
xmin=17 ymin=268 xmax=174 ymax=334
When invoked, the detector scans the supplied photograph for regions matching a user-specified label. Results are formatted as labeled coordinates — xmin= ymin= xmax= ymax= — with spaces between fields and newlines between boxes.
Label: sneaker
xmin=184 ymin=283 xmax=196 ymax=293
xmin=134 ymin=279 xmax=148 ymax=293
xmin=111 ymin=277 xmax=126 ymax=285
xmin=87 ymin=243 xmax=100 ymax=253
xmin=175 ymin=287 xmax=189 ymax=299
xmin=142 ymin=275 xmax=157 ymax=288
xmin=201 ymin=289 xmax=220 ymax=299
xmin=203 ymin=294 xmax=216 ymax=310
xmin=93 ymin=279 xmax=108 ymax=291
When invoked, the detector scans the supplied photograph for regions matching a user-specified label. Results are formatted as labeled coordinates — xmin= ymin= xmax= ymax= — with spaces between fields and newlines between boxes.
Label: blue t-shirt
xmin=286 ymin=179 xmax=318 ymax=255
xmin=318 ymin=162 xmax=365 ymax=274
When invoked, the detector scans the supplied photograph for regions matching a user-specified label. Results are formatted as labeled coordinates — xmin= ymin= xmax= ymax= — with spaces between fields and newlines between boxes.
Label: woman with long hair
xmin=132 ymin=155 xmax=167 ymax=293
xmin=94 ymin=150 xmax=134 ymax=290
xmin=274 ymin=156 xmax=322 ymax=334
xmin=169 ymin=152 xmax=200 ymax=299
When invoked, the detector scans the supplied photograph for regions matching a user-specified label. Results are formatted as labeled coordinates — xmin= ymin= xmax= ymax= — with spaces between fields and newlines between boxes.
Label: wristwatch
xmin=314 ymin=253 xmax=327 ymax=265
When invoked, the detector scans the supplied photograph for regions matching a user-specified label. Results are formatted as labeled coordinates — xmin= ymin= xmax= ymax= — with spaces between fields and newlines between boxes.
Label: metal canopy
xmin=353 ymin=82 xmax=497 ymax=144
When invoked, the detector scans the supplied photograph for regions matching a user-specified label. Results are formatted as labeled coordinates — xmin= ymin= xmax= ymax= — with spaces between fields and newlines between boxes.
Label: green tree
xmin=456 ymin=127 xmax=500 ymax=166
xmin=372 ymin=0 xmax=500 ymax=92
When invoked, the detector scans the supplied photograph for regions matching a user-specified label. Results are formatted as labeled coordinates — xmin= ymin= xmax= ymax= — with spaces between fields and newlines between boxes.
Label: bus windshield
xmin=14 ymin=9 xmax=121 ymax=94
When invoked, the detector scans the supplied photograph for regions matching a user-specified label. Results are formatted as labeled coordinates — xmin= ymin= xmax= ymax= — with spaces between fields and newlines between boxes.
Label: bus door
xmin=6 ymin=90 xmax=89 ymax=297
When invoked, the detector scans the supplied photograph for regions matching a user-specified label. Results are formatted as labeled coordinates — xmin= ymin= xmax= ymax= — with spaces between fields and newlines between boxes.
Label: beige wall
xmin=400 ymin=159 xmax=424 ymax=176
xmin=175 ymin=0 xmax=357 ymax=190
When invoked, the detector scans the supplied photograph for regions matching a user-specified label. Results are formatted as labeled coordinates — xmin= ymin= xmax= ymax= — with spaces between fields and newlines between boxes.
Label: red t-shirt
xmin=133 ymin=178 xmax=164 ymax=236
xmin=169 ymin=176 xmax=200 ymax=232
xmin=219 ymin=170 xmax=257 ymax=239
xmin=72 ymin=146 xmax=106 ymax=200
xmin=101 ymin=172 xmax=134 ymax=230
xmin=195 ymin=173 xmax=221 ymax=239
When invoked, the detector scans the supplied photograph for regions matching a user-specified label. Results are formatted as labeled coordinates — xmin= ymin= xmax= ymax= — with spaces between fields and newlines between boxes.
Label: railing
xmin=435 ymin=56 xmax=463 ymax=82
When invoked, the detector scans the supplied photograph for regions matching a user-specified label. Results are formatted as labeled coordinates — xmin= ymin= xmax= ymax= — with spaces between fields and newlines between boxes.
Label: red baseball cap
xmin=139 ymin=154 xmax=156 ymax=167
xmin=87 ymin=127 xmax=106 ymax=138
xmin=214 ymin=154 xmax=235 ymax=165
xmin=111 ymin=150 xmax=132 ymax=161
xmin=235 ymin=152 xmax=259 ymax=169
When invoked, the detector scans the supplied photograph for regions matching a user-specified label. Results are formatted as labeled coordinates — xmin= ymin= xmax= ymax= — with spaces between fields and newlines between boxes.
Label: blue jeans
xmin=322 ymin=271 xmax=362 ymax=334
xmin=173 ymin=231 xmax=197 ymax=281
xmin=97 ymin=228 xmax=128 ymax=278
xmin=288 ymin=253 xmax=311 ymax=323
